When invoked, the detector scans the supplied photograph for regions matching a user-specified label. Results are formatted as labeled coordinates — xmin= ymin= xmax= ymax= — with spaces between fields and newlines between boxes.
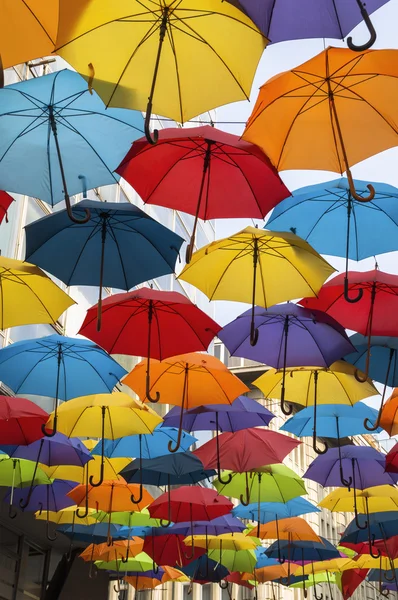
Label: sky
xmin=212 ymin=0 xmax=398 ymax=326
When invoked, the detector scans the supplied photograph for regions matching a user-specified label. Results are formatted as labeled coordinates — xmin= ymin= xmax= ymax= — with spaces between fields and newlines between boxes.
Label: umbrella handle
xmin=239 ymin=472 xmax=250 ymax=506
xmin=217 ymin=469 xmax=232 ymax=486
xmin=66 ymin=198 xmax=91 ymax=224
xmin=160 ymin=481 xmax=172 ymax=527
xmin=370 ymin=533 xmax=381 ymax=559
xmin=8 ymin=504 xmax=18 ymax=519
xmin=183 ymin=529 xmax=195 ymax=560
xmin=145 ymin=306 xmax=160 ymax=402
xmin=89 ymin=407 xmax=106 ymax=487
xmin=131 ymin=436 xmax=144 ymax=504
xmin=145 ymin=102 xmax=159 ymax=145
xmin=219 ymin=581 xmax=229 ymax=590
xmin=364 ymin=348 xmax=393 ymax=430
xmin=343 ymin=276 xmax=363 ymax=304
xmin=41 ymin=416 xmax=58 ymax=438
xmin=312 ymin=371 xmax=327 ymax=455
xmin=249 ymin=238 xmax=259 ymax=347
xmin=313 ymin=586 xmax=323 ymax=600
xmin=89 ymin=562 xmax=98 ymax=579
xmin=347 ymin=0 xmax=377 ymax=51
xmin=46 ymin=518 xmax=57 ymax=542
xmin=168 ymin=366 xmax=188 ymax=453
xmin=312 ymin=435 xmax=328 ymax=455
xmin=280 ymin=370 xmax=293 ymax=416
xmin=384 ymin=571 xmax=396 ymax=582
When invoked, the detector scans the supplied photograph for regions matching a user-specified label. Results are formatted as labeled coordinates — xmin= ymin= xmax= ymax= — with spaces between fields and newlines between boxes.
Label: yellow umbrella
xmin=179 ymin=226 xmax=334 ymax=346
xmin=34 ymin=506 xmax=96 ymax=526
xmin=0 ymin=257 xmax=74 ymax=328
xmin=253 ymin=360 xmax=378 ymax=453
xmin=46 ymin=393 xmax=161 ymax=489
xmin=319 ymin=485 xmax=398 ymax=514
xmin=55 ymin=0 xmax=266 ymax=143
xmin=184 ymin=532 xmax=259 ymax=552
xmin=354 ymin=555 xmax=398 ymax=571
xmin=0 ymin=2 xmax=58 ymax=75
xmin=294 ymin=558 xmax=359 ymax=577
xmin=40 ymin=456 xmax=131 ymax=484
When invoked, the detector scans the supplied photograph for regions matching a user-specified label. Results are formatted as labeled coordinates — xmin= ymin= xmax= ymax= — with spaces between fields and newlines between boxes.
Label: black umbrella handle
xmin=250 ymin=238 xmax=259 ymax=346
xmin=352 ymin=462 xmax=368 ymax=530
xmin=76 ymin=463 xmax=90 ymax=519
xmin=347 ymin=0 xmax=377 ymax=50
xmin=160 ymin=479 xmax=172 ymax=527
xmin=276 ymin=517 xmax=285 ymax=564
xmin=131 ymin=435 xmax=144 ymax=504
xmin=42 ymin=344 xmax=63 ymax=437
xmin=215 ymin=415 xmax=232 ymax=485
xmin=182 ymin=508 xmax=195 ymax=560
xmin=239 ymin=471 xmax=250 ymax=506
xmin=146 ymin=302 xmax=160 ymax=402
xmin=336 ymin=418 xmax=352 ymax=488
xmin=312 ymin=371 xmax=328 ymax=455
xmin=168 ymin=366 xmax=188 ymax=453
xmin=89 ymin=407 xmax=106 ymax=487
xmin=357 ymin=282 xmax=376 ymax=386
xmin=312 ymin=562 xmax=323 ymax=600
xmin=280 ymin=318 xmax=293 ymax=415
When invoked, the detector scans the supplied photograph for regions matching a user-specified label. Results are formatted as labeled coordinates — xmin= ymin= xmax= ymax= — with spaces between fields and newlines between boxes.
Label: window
xmin=202 ymin=583 xmax=211 ymax=600
xmin=21 ymin=543 xmax=47 ymax=599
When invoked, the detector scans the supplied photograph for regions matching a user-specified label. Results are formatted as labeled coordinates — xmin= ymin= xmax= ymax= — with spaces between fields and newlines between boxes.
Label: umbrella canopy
xmin=125 ymin=567 xmax=187 ymax=589
xmin=208 ymin=548 xmax=257 ymax=573
xmin=0 ymin=257 xmax=74 ymax=329
xmin=179 ymin=226 xmax=334 ymax=346
xmin=265 ymin=178 xmax=398 ymax=261
xmin=55 ymin=0 xmax=266 ymax=141
xmin=92 ymin=509 xmax=160 ymax=529
xmin=68 ymin=480 xmax=153 ymax=513
xmin=0 ymin=70 xmax=143 ymax=219
xmin=185 ymin=532 xmax=258 ymax=551
xmin=341 ymin=512 xmax=398 ymax=545
xmin=95 ymin=552 xmax=154 ymax=573
xmin=248 ymin=563 xmax=299 ymax=583
xmin=180 ymin=556 xmax=229 ymax=583
xmin=116 ymin=126 xmax=289 ymax=259
xmin=319 ymin=486 xmax=398 ymax=513
xmin=0 ymin=458 xmax=51 ymax=488
xmin=92 ymin=427 xmax=196 ymax=459
xmin=294 ymin=558 xmax=359 ymax=576
xmin=193 ymin=428 xmax=300 ymax=472
xmin=0 ymin=396 xmax=48 ymax=445
xmin=6 ymin=480 xmax=77 ymax=512
xmin=219 ymin=303 xmax=354 ymax=367
xmin=148 ymin=487 xmax=233 ymax=523
xmin=162 ymin=396 xmax=274 ymax=433
xmin=143 ymin=533 xmax=206 ymax=569
xmin=380 ymin=389 xmax=398 ymax=435
xmin=343 ymin=536 xmax=398 ymax=559
xmin=164 ymin=516 xmax=245 ymax=537
xmin=386 ymin=442 xmax=398 ymax=473
xmin=80 ymin=539 xmax=144 ymax=562
xmin=266 ymin=538 xmax=340 ymax=562
xmin=3 ymin=433 xmax=92 ymax=467
xmin=58 ymin=522 xmax=127 ymax=544
xmin=223 ymin=0 xmax=388 ymax=45
xmin=243 ymin=47 xmax=398 ymax=207
xmin=232 ymin=498 xmax=320 ymax=523
xmin=41 ymin=456 xmax=131 ymax=484
xmin=35 ymin=507 xmax=96 ymax=527
xmin=251 ymin=518 xmax=322 ymax=543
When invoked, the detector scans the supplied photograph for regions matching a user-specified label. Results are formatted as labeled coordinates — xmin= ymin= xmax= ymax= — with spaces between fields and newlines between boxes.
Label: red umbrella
xmin=343 ymin=537 xmax=398 ymax=559
xmin=116 ymin=126 xmax=290 ymax=262
xmin=340 ymin=568 xmax=369 ymax=600
xmin=143 ymin=534 xmax=206 ymax=569
xmin=0 ymin=191 xmax=13 ymax=224
xmin=225 ymin=572 xmax=254 ymax=590
xmin=385 ymin=443 xmax=398 ymax=474
xmin=79 ymin=287 xmax=220 ymax=402
xmin=193 ymin=428 xmax=300 ymax=473
xmin=0 ymin=395 xmax=48 ymax=444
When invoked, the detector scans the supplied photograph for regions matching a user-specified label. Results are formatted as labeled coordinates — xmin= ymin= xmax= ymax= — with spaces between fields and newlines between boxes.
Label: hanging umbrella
xmin=247 ymin=563 xmax=299 ymax=584
xmin=125 ymin=567 xmax=187 ymax=590
xmin=253 ymin=361 xmax=378 ymax=452
xmin=25 ymin=204 xmax=183 ymax=330
xmin=219 ymin=304 xmax=354 ymax=386
xmin=294 ymin=558 xmax=359 ymax=576
xmin=207 ymin=548 xmax=257 ymax=574
xmin=94 ymin=552 xmax=154 ymax=573
xmin=92 ymin=426 xmax=196 ymax=460
xmin=79 ymin=287 xmax=220 ymax=396
xmin=162 ymin=396 xmax=274 ymax=433
xmin=41 ymin=456 xmax=131 ymax=485
xmin=0 ymin=69 xmax=143 ymax=221
xmin=179 ymin=226 xmax=334 ymax=346
xmin=0 ymin=191 xmax=13 ymax=223
xmin=149 ymin=487 xmax=232 ymax=524
xmin=380 ymin=390 xmax=398 ymax=436
xmin=223 ymin=0 xmax=388 ymax=48
xmin=116 ymin=126 xmax=289 ymax=260
xmin=343 ymin=536 xmax=398 ymax=559
xmin=0 ymin=334 xmax=127 ymax=438
xmin=55 ymin=0 xmax=265 ymax=143
xmin=243 ymin=47 xmax=398 ymax=217
xmin=225 ymin=571 xmax=254 ymax=589
xmin=180 ymin=556 xmax=229 ymax=583
xmin=35 ymin=507 xmax=96 ymax=527
xmin=193 ymin=427 xmax=300 ymax=472
xmin=143 ymin=532 xmax=206 ymax=570
xmin=385 ymin=442 xmax=398 ymax=473
xmin=0 ymin=458 xmax=51 ymax=518
xmin=232 ymin=497 xmax=320 ymax=524
xmin=250 ymin=518 xmax=322 ymax=543
xmin=319 ymin=485 xmax=398 ymax=514
xmin=80 ymin=539 xmax=144 ymax=563
xmin=46 ymin=393 xmax=161 ymax=489
xmin=0 ymin=396 xmax=48 ymax=445
xmin=0 ymin=257 xmax=74 ymax=329
xmin=185 ymin=532 xmax=259 ymax=552
xmin=265 ymin=178 xmax=398 ymax=289
xmin=123 ymin=352 xmax=248 ymax=455
xmin=164 ymin=516 xmax=245 ymax=537
xmin=344 ymin=335 xmax=398 ymax=430
xmin=92 ymin=509 xmax=160 ymax=529
xmin=57 ymin=522 xmax=126 ymax=544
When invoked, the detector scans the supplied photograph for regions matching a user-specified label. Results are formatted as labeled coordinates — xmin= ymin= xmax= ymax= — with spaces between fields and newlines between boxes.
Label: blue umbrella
xmin=58 ymin=522 xmax=127 ymax=544
xmin=265 ymin=178 xmax=398 ymax=303
xmin=345 ymin=335 xmax=398 ymax=431
xmin=0 ymin=69 xmax=143 ymax=221
xmin=180 ymin=555 xmax=229 ymax=583
xmin=92 ymin=426 xmax=196 ymax=459
xmin=255 ymin=548 xmax=279 ymax=569
xmin=232 ymin=497 xmax=320 ymax=524
xmin=25 ymin=200 xmax=183 ymax=328
xmin=0 ymin=334 xmax=126 ymax=436
xmin=340 ymin=512 xmax=398 ymax=556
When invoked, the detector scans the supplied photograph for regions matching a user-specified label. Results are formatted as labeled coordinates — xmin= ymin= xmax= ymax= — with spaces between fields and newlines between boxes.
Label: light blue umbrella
xmin=255 ymin=548 xmax=279 ymax=570
xmin=91 ymin=426 xmax=196 ymax=459
xmin=0 ymin=69 xmax=143 ymax=221
xmin=232 ymin=497 xmax=320 ymax=524
xmin=0 ymin=334 xmax=126 ymax=436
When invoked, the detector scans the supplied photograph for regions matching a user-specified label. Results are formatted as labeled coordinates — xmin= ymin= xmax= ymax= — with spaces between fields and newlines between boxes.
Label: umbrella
xmin=25 ymin=203 xmax=184 ymax=330
xmin=92 ymin=509 xmax=160 ymax=529
xmin=0 ymin=458 xmax=51 ymax=518
xmin=251 ymin=518 xmax=322 ymax=543
xmin=116 ymin=126 xmax=289 ymax=260
xmin=0 ymin=191 xmax=13 ymax=224
xmin=319 ymin=485 xmax=398 ymax=514
xmin=223 ymin=0 xmax=388 ymax=48
xmin=386 ymin=442 xmax=398 ymax=473
xmin=143 ymin=533 xmax=206 ymax=570
xmin=247 ymin=563 xmax=299 ymax=584
xmin=46 ymin=393 xmax=161 ymax=489
xmin=380 ymin=389 xmax=398 ymax=436
xmin=180 ymin=556 xmax=229 ymax=583
xmin=92 ymin=426 xmax=196 ymax=459
xmin=218 ymin=304 xmax=354 ymax=388
xmin=243 ymin=47 xmax=398 ymax=214
xmin=0 ymin=69 xmax=143 ymax=221
xmin=208 ymin=548 xmax=257 ymax=574
xmin=253 ymin=361 xmax=378 ymax=452
xmin=232 ymin=497 xmax=320 ymax=524
xmin=193 ymin=427 xmax=300 ymax=472
xmin=0 ymin=395 xmax=48 ymax=445
xmin=344 ymin=335 xmax=398 ymax=430
xmin=179 ymin=226 xmax=334 ymax=346
xmin=164 ymin=516 xmax=245 ymax=537
xmin=301 ymin=269 xmax=398 ymax=419
xmin=0 ymin=334 xmax=127 ymax=437
xmin=294 ymin=558 xmax=358 ymax=576
xmin=78 ymin=287 xmax=220 ymax=396
xmin=35 ymin=507 xmax=96 ymax=527
xmin=162 ymin=396 xmax=274 ymax=433
xmin=125 ymin=567 xmax=187 ymax=590
xmin=55 ymin=0 xmax=265 ymax=143
xmin=185 ymin=532 xmax=258 ymax=552
xmin=57 ymin=522 xmax=126 ymax=544
xmin=123 ymin=352 xmax=248 ymax=455
xmin=80 ymin=539 xmax=144 ymax=564
xmin=94 ymin=552 xmax=153 ymax=573
xmin=265 ymin=178 xmax=398 ymax=288
xmin=41 ymin=455 xmax=131 ymax=485
xmin=0 ymin=257 xmax=74 ymax=329
xmin=343 ymin=536 xmax=398 ymax=559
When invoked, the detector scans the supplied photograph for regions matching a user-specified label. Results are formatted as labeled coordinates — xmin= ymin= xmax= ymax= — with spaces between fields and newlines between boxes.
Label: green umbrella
xmin=92 ymin=509 xmax=161 ymax=528
xmin=289 ymin=572 xmax=338 ymax=589
xmin=95 ymin=552 xmax=154 ymax=573
xmin=0 ymin=458 xmax=52 ymax=519
xmin=208 ymin=548 xmax=257 ymax=573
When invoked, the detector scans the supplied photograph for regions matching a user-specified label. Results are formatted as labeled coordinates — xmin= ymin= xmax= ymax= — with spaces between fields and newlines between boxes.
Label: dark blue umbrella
xmin=180 ymin=555 xmax=229 ymax=583
xmin=341 ymin=512 xmax=398 ymax=546
xmin=25 ymin=200 xmax=183 ymax=328
xmin=345 ymin=335 xmax=398 ymax=431
xmin=0 ymin=69 xmax=143 ymax=222
xmin=0 ymin=334 xmax=126 ymax=436
xmin=266 ymin=538 xmax=340 ymax=562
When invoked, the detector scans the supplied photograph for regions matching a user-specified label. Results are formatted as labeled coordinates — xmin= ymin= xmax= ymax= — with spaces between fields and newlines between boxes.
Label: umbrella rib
xmin=58 ymin=221 xmax=103 ymax=285
xmin=20 ymin=0 xmax=56 ymax=43
xmin=103 ymin=223 xmax=131 ymax=290
xmin=165 ymin=14 xmax=184 ymax=125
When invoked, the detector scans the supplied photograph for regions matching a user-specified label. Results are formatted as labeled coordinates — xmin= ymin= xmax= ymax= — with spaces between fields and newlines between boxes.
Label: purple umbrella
xmin=3 ymin=433 xmax=92 ymax=511
xmin=305 ymin=446 xmax=398 ymax=558
xmin=225 ymin=0 xmax=389 ymax=51
xmin=218 ymin=304 xmax=354 ymax=415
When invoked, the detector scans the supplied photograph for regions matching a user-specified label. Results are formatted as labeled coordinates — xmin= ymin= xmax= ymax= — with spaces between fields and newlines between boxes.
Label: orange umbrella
xmin=380 ymin=388 xmax=398 ymax=435
xmin=125 ymin=566 xmax=187 ymax=590
xmin=80 ymin=539 xmax=144 ymax=563
xmin=243 ymin=48 xmax=398 ymax=207
xmin=248 ymin=517 xmax=322 ymax=543
xmin=242 ymin=563 xmax=299 ymax=583
xmin=124 ymin=353 xmax=248 ymax=454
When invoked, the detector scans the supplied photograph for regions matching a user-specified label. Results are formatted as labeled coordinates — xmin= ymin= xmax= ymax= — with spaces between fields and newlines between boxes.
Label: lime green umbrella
xmin=95 ymin=552 xmax=154 ymax=573
xmin=214 ymin=465 xmax=307 ymax=504
xmin=0 ymin=458 xmax=52 ymax=519
xmin=208 ymin=548 xmax=257 ymax=573
xmin=290 ymin=572 xmax=337 ymax=589
xmin=93 ymin=509 xmax=160 ymax=528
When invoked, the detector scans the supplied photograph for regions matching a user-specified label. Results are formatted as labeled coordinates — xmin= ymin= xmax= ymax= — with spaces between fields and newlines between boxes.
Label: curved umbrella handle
xmin=46 ymin=518 xmax=57 ymax=542
xmin=145 ymin=102 xmax=159 ymax=145
xmin=312 ymin=371 xmax=328 ymax=455
xmin=66 ymin=199 xmax=91 ymax=224
xmin=370 ymin=534 xmax=381 ymax=559
xmin=344 ymin=276 xmax=363 ymax=304
xmin=383 ymin=571 xmax=396 ymax=583
xmin=183 ymin=528 xmax=195 ymax=560
xmin=217 ymin=469 xmax=232 ymax=486
xmin=168 ymin=367 xmax=188 ymax=453
xmin=160 ymin=481 xmax=172 ymax=527
xmin=219 ymin=581 xmax=229 ymax=590
xmin=41 ymin=416 xmax=57 ymax=438
xmin=239 ymin=472 xmax=250 ymax=506
xmin=313 ymin=435 xmax=328 ymax=455
xmin=364 ymin=349 xmax=393 ymax=431
xmin=336 ymin=418 xmax=352 ymax=488
xmin=89 ymin=562 xmax=98 ymax=579
xmin=280 ymin=379 xmax=293 ymax=416
xmin=131 ymin=437 xmax=144 ymax=504
xmin=146 ymin=355 xmax=160 ymax=403
xmin=347 ymin=0 xmax=377 ymax=51
xmin=250 ymin=238 xmax=259 ymax=347
xmin=89 ymin=407 xmax=106 ymax=487
xmin=354 ymin=511 xmax=368 ymax=530
xmin=8 ymin=504 xmax=18 ymax=519
xmin=314 ymin=586 xmax=323 ymax=600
